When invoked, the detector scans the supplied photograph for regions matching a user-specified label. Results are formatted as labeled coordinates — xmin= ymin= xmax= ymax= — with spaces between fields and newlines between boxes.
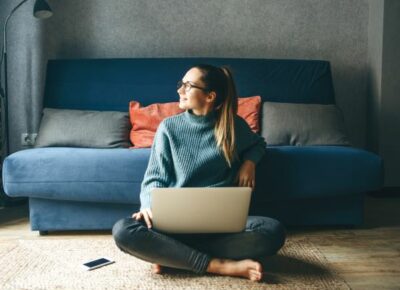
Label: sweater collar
xmin=184 ymin=109 xmax=217 ymax=125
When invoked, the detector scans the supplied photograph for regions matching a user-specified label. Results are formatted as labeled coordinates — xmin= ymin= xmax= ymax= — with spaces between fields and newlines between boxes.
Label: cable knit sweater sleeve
xmin=139 ymin=121 xmax=174 ymax=210
xmin=235 ymin=116 xmax=267 ymax=165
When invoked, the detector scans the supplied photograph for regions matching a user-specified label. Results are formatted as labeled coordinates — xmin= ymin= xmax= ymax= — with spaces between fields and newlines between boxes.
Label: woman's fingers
xmin=238 ymin=177 xmax=255 ymax=189
xmin=131 ymin=210 xmax=153 ymax=228
xmin=146 ymin=208 xmax=153 ymax=219
xmin=132 ymin=212 xmax=140 ymax=220
xmin=142 ymin=211 xmax=152 ymax=228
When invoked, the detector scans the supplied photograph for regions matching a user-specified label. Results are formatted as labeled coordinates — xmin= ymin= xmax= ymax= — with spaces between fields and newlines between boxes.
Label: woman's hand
xmin=235 ymin=160 xmax=256 ymax=190
xmin=132 ymin=208 xmax=153 ymax=228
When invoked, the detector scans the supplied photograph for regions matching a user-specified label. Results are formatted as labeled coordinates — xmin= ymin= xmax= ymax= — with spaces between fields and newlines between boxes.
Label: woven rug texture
xmin=0 ymin=236 xmax=350 ymax=289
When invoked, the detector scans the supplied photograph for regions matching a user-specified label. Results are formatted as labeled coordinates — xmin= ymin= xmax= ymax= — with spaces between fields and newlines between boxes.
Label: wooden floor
xmin=1 ymin=196 xmax=399 ymax=290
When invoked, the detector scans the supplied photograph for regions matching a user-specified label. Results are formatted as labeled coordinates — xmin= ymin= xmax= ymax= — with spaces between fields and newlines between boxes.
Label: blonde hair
xmin=193 ymin=64 xmax=239 ymax=167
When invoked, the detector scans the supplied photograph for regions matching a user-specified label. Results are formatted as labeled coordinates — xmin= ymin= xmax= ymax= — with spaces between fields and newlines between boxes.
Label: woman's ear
xmin=206 ymin=91 xmax=217 ymax=104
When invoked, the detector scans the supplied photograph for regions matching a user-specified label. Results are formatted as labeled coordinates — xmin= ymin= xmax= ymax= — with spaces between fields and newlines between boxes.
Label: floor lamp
xmin=0 ymin=0 xmax=53 ymax=207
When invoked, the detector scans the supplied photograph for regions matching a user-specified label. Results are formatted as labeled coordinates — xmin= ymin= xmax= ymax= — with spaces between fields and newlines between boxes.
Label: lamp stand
xmin=0 ymin=0 xmax=32 ymax=207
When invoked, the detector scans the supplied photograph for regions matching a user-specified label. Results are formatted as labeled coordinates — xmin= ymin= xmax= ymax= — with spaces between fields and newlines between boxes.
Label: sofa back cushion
xmin=129 ymin=101 xmax=184 ymax=148
xmin=43 ymin=58 xmax=335 ymax=113
xmin=34 ymin=108 xmax=131 ymax=148
xmin=261 ymin=102 xmax=350 ymax=146
xmin=130 ymin=96 xmax=262 ymax=148
xmin=237 ymin=96 xmax=261 ymax=133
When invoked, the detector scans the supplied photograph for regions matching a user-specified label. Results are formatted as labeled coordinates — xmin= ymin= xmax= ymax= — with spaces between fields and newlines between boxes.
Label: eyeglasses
xmin=177 ymin=80 xmax=208 ymax=93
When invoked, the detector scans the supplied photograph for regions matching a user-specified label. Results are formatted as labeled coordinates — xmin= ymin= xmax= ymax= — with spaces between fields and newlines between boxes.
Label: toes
xmin=249 ymin=269 xmax=262 ymax=281
xmin=255 ymin=262 xmax=263 ymax=273
xmin=247 ymin=259 xmax=263 ymax=272
xmin=152 ymin=264 xmax=162 ymax=274
xmin=250 ymin=274 xmax=260 ymax=281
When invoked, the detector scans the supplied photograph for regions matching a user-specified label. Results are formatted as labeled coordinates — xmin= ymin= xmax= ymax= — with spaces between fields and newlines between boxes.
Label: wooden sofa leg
xmin=39 ymin=231 xmax=49 ymax=236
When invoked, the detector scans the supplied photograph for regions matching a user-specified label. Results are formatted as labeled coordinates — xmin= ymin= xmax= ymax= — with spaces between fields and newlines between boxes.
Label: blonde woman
xmin=113 ymin=64 xmax=286 ymax=282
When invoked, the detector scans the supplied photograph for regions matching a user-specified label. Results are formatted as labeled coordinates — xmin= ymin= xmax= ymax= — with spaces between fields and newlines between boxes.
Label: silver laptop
xmin=151 ymin=187 xmax=252 ymax=234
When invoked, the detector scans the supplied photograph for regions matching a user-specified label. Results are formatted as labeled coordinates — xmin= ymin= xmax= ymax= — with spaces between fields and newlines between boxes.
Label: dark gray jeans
xmin=112 ymin=215 xmax=286 ymax=274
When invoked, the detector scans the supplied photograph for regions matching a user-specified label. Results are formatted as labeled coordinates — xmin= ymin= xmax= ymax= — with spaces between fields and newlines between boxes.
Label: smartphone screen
xmin=83 ymin=258 xmax=112 ymax=268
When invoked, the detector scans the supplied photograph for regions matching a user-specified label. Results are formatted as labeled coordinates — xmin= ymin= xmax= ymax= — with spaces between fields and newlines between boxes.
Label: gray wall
xmin=367 ymin=0 xmax=384 ymax=155
xmin=367 ymin=0 xmax=400 ymax=186
xmin=2 ymin=0 xmax=397 ymax=185
xmin=381 ymin=0 xmax=400 ymax=186
xmin=2 ymin=0 xmax=370 ymax=153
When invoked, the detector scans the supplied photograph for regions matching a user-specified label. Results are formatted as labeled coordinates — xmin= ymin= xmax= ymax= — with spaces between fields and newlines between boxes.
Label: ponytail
xmin=192 ymin=64 xmax=239 ymax=168
xmin=214 ymin=67 xmax=238 ymax=168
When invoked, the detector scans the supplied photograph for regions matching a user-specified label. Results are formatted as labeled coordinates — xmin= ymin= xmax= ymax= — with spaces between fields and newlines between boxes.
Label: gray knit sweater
xmin=139 ymin=109 xmax=267 ymax=210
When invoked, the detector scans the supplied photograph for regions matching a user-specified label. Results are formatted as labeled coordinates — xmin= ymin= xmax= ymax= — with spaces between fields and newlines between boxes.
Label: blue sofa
xmin=2 ymin=58 xmax=383 ymax=234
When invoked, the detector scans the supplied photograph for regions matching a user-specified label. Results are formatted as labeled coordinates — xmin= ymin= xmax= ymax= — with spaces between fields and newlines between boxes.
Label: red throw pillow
xmin=129 ymin=96 xmax=261 ymax=148
xmin=129 ymin=101 xmax=184 ymax=148
xmin=237 ymin=96 xmax=261 ymax=133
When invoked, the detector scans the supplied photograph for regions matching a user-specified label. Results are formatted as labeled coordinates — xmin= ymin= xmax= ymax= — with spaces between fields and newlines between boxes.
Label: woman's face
xmin=177 ymin=68 xmax=214 ymax=112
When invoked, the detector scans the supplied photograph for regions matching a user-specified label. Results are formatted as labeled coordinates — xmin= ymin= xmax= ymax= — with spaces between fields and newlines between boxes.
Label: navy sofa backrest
xmin=43 ymin=58 xmax=335 ymax=111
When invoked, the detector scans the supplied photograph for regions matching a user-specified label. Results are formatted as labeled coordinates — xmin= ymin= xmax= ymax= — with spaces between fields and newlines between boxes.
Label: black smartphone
xmin=82 ymin=257 xmax=115 ymax=271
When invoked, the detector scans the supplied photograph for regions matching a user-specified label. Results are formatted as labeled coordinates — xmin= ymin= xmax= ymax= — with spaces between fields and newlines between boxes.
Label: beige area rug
xmin=0 ymin=236 xmax=350 ymax=290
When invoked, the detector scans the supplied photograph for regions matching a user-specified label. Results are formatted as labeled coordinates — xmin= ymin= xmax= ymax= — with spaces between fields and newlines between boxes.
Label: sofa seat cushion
xmin=254 ymin=146 xmax=383 ymax=202
xmin=3 ymin=146 xmax=383 ymax=205
xmin=3 ymin=147 xmax=150 ymax=204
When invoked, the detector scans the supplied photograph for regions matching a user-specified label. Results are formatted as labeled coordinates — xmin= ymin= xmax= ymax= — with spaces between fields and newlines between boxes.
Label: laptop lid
xmin=151 ymin=187 xmax=252 ymax=234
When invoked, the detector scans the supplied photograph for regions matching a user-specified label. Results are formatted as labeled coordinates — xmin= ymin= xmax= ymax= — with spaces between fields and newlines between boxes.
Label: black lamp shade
xmin=33 ymin=0 xmax=53 ymax=19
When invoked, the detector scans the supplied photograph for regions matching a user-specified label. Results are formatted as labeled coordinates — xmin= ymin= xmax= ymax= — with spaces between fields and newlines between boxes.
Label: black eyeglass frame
xmin=177 ymin=80 xmax=209 ymax=93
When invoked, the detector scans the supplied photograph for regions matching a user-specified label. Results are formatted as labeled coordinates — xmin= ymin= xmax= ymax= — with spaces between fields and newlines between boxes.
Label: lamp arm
xmin=3 ymin=0 xmax=31 ymax=54
xmin=1 ymin=0 xmax=30 ymax=92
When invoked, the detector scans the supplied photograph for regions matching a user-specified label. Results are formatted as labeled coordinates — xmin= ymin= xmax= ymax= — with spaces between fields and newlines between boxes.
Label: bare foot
xmin=152 ymin=263 xmax=162 ymax=274
xmin=206 ymin=258 xmax=263 ymax=281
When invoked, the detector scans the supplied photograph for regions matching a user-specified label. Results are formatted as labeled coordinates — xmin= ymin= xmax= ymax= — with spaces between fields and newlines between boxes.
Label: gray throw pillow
xmin=34 ymin=108 xmax=131 ymax=148
xmin=261 ymin=102 xmax=350 ymax=146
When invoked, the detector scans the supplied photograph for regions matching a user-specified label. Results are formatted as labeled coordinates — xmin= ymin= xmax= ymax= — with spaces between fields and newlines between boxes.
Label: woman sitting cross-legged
xmin=112 ymin=64 xmax=286 ymax=282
